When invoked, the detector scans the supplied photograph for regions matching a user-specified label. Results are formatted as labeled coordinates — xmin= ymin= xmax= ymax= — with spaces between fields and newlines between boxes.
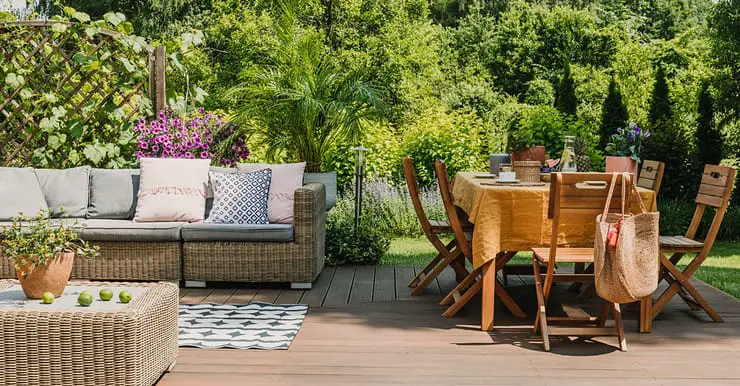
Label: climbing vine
xmin=0 ymin=7 xmax=153 ymax=168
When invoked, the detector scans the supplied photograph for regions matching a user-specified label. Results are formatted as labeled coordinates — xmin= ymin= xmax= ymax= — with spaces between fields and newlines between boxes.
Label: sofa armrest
xmin=294 ymin=182 xmax=326 ymax=245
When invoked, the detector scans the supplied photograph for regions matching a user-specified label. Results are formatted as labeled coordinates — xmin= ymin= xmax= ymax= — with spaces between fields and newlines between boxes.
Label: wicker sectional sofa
xmin=0 ymin=166 xmax=329 ymax=288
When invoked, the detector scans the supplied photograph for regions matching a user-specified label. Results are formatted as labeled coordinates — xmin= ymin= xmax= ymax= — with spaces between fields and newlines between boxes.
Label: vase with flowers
xmin=604 ymin=122 xmax=650 ymax=177
xmin=1 ymin=211 xmax=99 ymax=299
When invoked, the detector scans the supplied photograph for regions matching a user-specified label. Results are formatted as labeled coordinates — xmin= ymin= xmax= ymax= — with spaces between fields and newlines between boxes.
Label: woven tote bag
xmin=594 ymin=173 xmax=660 ymax=304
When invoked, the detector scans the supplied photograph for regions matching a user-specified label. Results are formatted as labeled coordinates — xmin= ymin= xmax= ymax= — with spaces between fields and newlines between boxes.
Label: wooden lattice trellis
xmin=0 ymin=21 xmax=166 ymax=167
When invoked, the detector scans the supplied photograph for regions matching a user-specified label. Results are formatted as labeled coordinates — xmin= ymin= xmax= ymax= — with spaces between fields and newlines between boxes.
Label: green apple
xmin=99 ymin=288 xmax=113 ymax=301
xmin=119 ymin=290 xmax=132 ymax=304
xmin=41 ymin=292 xmax=55 ymax=304
xmin=77 ymin=291 xmax=94 ymax=307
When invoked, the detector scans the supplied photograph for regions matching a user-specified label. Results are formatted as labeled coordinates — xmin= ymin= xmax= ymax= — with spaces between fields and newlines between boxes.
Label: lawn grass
xmin=382 ymin=237 xmax=740 ymax=299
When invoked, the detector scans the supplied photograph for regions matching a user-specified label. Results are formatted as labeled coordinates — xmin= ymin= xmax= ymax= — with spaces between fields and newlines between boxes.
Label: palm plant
xmin=228 ymin=1 xmax=383 ymax=172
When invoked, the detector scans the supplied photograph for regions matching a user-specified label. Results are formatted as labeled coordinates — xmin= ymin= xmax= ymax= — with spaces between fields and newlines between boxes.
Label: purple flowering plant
xmin=605 ymin=121 xmax=650 ymax=163
xmin=134 ymin=108 xmax=249 ymax=166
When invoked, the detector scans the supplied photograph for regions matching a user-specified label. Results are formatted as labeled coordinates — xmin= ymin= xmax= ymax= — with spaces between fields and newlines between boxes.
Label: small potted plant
xmin=604 ymin=122 xmax=650 ymax=176
xmin=508 ymin=129 xmax=546 ymax=163
xmin=1 ymin=211 xmax=99 ymax=299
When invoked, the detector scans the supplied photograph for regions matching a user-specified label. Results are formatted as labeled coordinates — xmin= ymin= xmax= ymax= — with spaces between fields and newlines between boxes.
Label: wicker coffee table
xmin=0 ymin=280 xmax=178 ymax=386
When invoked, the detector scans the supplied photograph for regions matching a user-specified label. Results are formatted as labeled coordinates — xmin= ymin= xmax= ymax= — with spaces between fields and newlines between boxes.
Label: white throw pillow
xmin=238 ymin=162 xmax=306 ymax=224
xmin=134 ymin=158 xmax=211 ymax=222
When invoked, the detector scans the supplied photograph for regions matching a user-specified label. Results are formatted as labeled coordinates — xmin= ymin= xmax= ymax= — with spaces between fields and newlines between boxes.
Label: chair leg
xmin=409 ymin=251 xmax=444 ymax=288
xmin=440 ymin=269 xmax=478 ymax=306
xmin=442 ymin=281 xmax=481 ymax=317
xmin=412 ymin=248 xmax=463 ymax=296
xmin=597 ymin=301 xmax=611 ymax=328
xmin=532 ymin=261 xmax=550 ymax=351
xmin=613 ymin=303 xmax=627 ymax=352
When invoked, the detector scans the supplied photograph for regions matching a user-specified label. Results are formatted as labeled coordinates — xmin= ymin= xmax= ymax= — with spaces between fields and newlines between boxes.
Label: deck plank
xmin=251 ymin=289 xmax=282 ymax=304
xmin=162 ymin=266 xmax=740 ymax=386
xmin=179 ymin=288 xmax=211 ymax=304
xmin=348 ymin=265 xmax=375 ymax=304
xmin=202 ymin=289 xmax=235 ymax=304
xmin=436 ymin=264 xmax=458 ymax=295
xmin=275 ymin=289 xmax=304 ymax=304
xmin=373 ymin=265 xmax=396 ymax=302
xmin=300 ymin=266 xmax=335 ymax=307
xmin=322 ymin=266 xmax=355 ymax=307
xmin=394 ymin=266 xmax=416 ymax=300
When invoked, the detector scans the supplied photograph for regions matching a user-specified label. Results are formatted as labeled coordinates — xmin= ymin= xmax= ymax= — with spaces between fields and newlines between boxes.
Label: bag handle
xmin=630 ymin=179 xmax=649 ymax=214
xmin=602 ymin=173 xmax=619 ymax=219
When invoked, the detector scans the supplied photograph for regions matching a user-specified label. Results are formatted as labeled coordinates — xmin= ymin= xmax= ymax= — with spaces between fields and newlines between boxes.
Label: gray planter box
xmin=304 ymin=171 xmax=337 ymax=210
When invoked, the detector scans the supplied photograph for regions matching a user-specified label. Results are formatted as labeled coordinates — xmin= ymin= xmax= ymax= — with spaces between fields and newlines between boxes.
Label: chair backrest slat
xmin=686 ymin=164 xmax=737 ymax=246
xmin=403 ymin=157 xmax=447 ymax=251
xmin=434 ymin=160 xmax=472 ymax=260
xmin=695 ymin=165 xmax=736 ymax=209
xmin=550 ymin=173 xmax=632 ymax=218
xmin=637 ymin=160 xmax=665 ymax=194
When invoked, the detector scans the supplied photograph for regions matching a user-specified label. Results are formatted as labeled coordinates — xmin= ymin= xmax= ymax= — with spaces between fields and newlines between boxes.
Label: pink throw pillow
xmin=134 ymin=158 xmax=211 ymax=222
xmin=238 ymin=162 xmax=306 ymax=224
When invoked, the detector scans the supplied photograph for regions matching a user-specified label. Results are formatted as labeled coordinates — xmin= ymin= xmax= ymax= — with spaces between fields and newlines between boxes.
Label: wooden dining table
xmin=451 ymin=172 xmax=657 ymax=332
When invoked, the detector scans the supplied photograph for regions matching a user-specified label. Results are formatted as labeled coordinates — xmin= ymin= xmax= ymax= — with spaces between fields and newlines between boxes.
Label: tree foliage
xmin=600 ymin=76 xmax=629 ymax=151
xmin=554 ymin=61 xmax=577 ymax=117
xmin=696 ymin=81 xmax=722 ymax=166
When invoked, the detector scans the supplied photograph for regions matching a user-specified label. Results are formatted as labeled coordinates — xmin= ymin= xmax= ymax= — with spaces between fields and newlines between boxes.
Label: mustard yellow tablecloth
xmin=452 ymin=172 xmax=657 ymax=269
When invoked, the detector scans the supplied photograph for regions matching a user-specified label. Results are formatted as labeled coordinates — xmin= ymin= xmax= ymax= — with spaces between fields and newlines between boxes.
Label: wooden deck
xmin=161 ymin=265 xmax=740 ymax=385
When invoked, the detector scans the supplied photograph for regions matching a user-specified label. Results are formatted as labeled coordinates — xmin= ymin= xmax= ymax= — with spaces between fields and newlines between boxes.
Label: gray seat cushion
xmin=181 ymin=223 xmax=294 ymax=242
xmin=0 ymin=219 xmax=81 ymax=234
xmin=79 ymin=219 xmax=185 ymax=242
xmin=87 ymin=169 xmax=140 ymax=219
xmin=34 ymin=166 xmax=90 ymax=218
xmin=0 ymin=167 xmax=49 ymax=220
xmin=304 ymin=172 xmax=336 ymax=210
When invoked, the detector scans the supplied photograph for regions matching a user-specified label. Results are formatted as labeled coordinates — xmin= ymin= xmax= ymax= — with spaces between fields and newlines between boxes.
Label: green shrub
xmin=325 ymin=195 xmax=391 ymax=266
xmin=399 ymin=109 xmax=487 ymax=187
xmin=658 ymin=199 xmax=740 ymax=242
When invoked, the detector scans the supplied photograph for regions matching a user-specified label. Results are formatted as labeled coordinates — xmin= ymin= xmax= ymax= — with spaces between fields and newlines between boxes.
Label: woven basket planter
xmin=513 ymin=161 xmax=542 ymax=182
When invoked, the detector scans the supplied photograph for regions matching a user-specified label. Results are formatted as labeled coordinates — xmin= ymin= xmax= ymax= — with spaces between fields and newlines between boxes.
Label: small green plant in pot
xmin=1 ymin=211 xmax=99 ymax=299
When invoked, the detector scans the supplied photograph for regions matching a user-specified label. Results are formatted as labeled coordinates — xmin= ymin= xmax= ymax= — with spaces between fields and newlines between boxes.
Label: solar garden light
xmin=352 ymin=146 xmax=369 ymax=233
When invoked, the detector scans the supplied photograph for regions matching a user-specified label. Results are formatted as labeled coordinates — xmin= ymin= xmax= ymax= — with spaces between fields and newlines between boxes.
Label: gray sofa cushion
xmin=181 ymin=223 xmax=294 ymax=242
xmin=79 ymin=219 xmax=185 ymax=242
xmin=87 ymin=169 xmax=140 ymax=219
xmin=34 ymin=166 xmax=90 ymax=218
xmin=0 ymin=167 xmax=49 ymax=220
xmin=0 ymin=219 xmax=80 ymax=234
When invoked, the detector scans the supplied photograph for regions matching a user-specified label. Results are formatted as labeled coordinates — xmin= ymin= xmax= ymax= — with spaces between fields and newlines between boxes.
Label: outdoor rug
xmin=178 ymin=302 xmax=308 ymax=350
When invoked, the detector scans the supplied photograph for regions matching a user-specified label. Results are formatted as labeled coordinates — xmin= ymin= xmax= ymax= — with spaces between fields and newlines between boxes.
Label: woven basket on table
xmin=513 ymin=161 xmax=542 ymax=183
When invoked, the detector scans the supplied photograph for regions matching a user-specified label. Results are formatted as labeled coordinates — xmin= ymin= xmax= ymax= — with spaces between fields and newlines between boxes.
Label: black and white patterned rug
xmin=178 ymin=302 xmax=308 ymax=350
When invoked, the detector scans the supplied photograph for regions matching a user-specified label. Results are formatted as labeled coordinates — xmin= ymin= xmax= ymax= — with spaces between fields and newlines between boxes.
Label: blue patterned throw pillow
xmin=205 ymin=169 xmax=271 ymax=224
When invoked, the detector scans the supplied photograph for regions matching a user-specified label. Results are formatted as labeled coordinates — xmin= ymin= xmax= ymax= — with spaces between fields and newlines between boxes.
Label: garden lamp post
xmin=352 ymin=146 xmax=369 ymax=233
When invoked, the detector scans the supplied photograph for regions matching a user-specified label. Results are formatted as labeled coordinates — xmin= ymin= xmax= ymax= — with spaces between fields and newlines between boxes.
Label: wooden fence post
xmin=152 ymin=46 xmax=166 ymax=114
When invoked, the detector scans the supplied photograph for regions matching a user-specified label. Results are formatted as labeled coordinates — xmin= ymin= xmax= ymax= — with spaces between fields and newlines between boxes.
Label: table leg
xmin=481 ymin=260 xmax=495 ymax=331
xmin=640 ymin=295 xmax=652 ymax=333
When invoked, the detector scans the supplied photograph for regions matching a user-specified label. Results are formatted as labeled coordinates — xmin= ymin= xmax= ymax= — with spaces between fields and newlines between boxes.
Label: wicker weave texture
xmin=0 ymin=242 xmax=181 ymax=281
xmin=183 ymin=183 xmax=326 ymax=283
xmin=0 ymin=280 xmax=178 ymax=386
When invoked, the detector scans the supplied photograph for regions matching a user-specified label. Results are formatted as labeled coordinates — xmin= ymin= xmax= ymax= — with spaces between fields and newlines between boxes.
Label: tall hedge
xmin=696 ymin=81 xmax=722 ymax=166
xmin=599 ymin=76 xmax=629 ymax=151
xmin=554 ymin=61 xmax=577 ymax=117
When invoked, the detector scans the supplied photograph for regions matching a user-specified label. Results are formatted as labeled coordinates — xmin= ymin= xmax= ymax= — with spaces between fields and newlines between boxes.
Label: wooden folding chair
xmin=637 ymin=160 xmax=665 ymax=195
xmin=434 ymin=160 xmax=526 ymax=320
xmin=404 ymin=157 xmax=470 ymax=295
xmin=651 ymin=164 xmax=736 ymax=324
xmin=637 ymin=160 xmax=665 ymax=212
xmin=532 ymin=173 xmax=630 ymax=352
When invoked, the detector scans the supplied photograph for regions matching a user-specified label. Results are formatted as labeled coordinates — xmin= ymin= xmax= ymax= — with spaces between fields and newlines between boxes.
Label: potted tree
xmin=1 ymin=211 xmax=99 ymax=299
xmin=604 ymin=122 xmax=650 ymax=177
